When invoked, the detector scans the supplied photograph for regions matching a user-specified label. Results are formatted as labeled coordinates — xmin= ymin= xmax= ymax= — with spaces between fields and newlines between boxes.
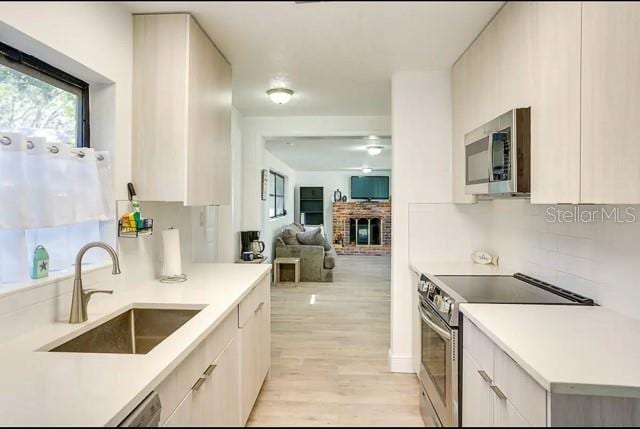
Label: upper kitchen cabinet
xmin=494 ymin=1 xmax=533 ymax=113
xmin=581 ymin=3 xmax=640 ymax=204
xmin=530 ymin=2 xmax=582 ymax=204
xmin=452 ymin=2 xmax=533 ymax=203
xmin=452 ymin=53 xmax=475 ymax=204
xmin=132 ymin=14 xmax=231 ymax=206
xmin=452 ymin=1 xmax=583 ymax=204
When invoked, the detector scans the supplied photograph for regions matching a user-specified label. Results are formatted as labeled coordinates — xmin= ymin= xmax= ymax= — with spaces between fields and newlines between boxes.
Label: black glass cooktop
xmin=435 ymin=274 xmax=593 ymax=305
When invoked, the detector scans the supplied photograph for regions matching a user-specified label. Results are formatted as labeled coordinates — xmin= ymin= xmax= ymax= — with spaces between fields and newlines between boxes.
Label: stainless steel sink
xmin=49 ymin=308 xmax=202 ymax=354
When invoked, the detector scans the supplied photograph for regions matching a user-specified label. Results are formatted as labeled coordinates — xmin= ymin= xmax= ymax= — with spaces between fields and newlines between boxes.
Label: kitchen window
xmin=0 ymin=42 xmax=89 ymax=147
xmin=269 ymin=171 xmax=286 ymax=219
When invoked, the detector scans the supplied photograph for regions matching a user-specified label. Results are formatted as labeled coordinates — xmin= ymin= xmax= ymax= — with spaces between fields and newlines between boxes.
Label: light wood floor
xmin=247 ymin=255 xmax=423 ymax=427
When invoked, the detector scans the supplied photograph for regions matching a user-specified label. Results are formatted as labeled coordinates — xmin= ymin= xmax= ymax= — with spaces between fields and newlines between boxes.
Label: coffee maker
xmin=241 ymin=231 xmax=265 ymax=259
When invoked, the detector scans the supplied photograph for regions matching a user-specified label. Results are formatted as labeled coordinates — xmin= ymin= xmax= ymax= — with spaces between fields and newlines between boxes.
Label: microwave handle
xmin=487 ymin=132 xmax=495 ymax=181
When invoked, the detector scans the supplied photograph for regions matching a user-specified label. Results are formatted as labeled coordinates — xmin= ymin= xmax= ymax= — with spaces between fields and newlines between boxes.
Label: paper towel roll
xmin=162 ymin=228 xmax=182 ymax=277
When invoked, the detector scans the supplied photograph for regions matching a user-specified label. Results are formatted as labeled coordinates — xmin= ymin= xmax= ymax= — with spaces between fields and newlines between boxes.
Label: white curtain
xmin=0 ymin=131 xmax=115 ymax=284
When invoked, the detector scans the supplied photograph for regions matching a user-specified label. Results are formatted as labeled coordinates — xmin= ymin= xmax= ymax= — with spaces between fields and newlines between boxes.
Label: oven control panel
xmin=419 ymin=274 xmax=455 ymax=320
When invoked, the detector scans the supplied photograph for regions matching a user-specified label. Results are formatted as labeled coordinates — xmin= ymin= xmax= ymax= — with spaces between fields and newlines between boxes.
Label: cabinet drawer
xmin=205 ymin=307 xmax=237 ymax=364
xmin=157 ymin=308 xmax=239 ymax=424
xmin=463 ymin=318 xmax=495 ymax=378
xmin=494 ymin=349 xmax=547 ymax=427
xmin=156 ymin=341 xmax=206 ymax=425
xmin=238 ymin=277 xmax=269 ymax=328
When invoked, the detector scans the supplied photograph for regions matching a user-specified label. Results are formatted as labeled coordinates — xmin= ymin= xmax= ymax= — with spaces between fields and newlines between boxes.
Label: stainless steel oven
xmin=418 ymin=295 xmax=458 ymax=427
xmin=465 ymin=107 xmax=530 ymax=197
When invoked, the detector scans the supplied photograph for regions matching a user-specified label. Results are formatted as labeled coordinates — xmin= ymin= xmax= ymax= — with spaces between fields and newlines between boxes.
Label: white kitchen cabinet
xmin=203 ymin=337 xmax=241 ymax=427
xmin=462 ymin=351 xmax=494 ymax=427
xmin=494 ymin=1 xmax=533 ymax=114
xmin=164 ymin=384 xmax=205 ymax=427
xmin=239 ymin=277 xmax=271 ymax=424
xmin=530 ymin=1 xmax=582 ymax=204
xmin=452 ymin=52 xmax=475 ymax=204
xmin=581 ymin=2 xmax=640 ymax=203
xmin=453 ymin=1 xmax=640 ymax=204
xmin=466 ymin=20 xmax=499 ymax=129
xmin=155 ymin=291 xmax=270 ymax=428
xmin=451 ymin=2 xmax=533 ymax=204
xmin=158 ymin=310 xmax=238 ymax=427
xmin=462 ymin=313 xmax=640 ymax=427
xmin=133 ymin=13 xmax=231 ymax=206
xmin=451 ymin=1 xmax=581 ymax=205
xmin=462 ymin=316 xmax=546 ymax=427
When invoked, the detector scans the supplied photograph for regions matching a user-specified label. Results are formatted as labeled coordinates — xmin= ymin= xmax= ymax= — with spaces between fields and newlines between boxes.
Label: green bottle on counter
xmin=31 ymin=245 xmax=49 ymax=280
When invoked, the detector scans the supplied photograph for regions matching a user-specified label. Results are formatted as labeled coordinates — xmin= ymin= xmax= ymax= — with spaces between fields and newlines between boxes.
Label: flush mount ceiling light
xmin=362 ymin=167 xmax=373 ymax=174
xmin=267 ymin=87 xmax=294 ymax=104
xmin=366 ymin=145 xmax=384 ymax=156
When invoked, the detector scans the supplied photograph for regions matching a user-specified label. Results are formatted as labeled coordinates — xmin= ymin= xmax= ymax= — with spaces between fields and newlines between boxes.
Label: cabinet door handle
xmin=192 ymin=377 xmax=206 ymax=392
xmin=490 ymin=384 xmax=507 ymax=400
xmin=254 ymin=301 xmax=264 ymax=313
xmin=477 ymin=370 xmax=492 ymax=384
xmin=203 ymin=364 xmax=217 ymax=377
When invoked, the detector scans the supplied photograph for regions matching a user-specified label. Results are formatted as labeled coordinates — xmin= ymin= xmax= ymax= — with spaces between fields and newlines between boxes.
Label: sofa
xmin=274 ymin=223 xmax=336 ymax=282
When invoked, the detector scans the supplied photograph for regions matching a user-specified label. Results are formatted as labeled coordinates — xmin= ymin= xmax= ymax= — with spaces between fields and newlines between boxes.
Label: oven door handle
xmin=418 ymin=305 xmax=451 ymax=341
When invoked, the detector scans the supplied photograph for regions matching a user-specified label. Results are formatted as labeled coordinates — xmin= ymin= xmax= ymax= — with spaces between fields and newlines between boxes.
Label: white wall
xmin=390 ymin=71 xmax=452 ymax=373
xmin=294 ymin=170 xmax=392 ymax=240
xmin=217 ymin=107 xmax=244 ymax=262
xmin=262 ymin=151 xmax=297 ymax=261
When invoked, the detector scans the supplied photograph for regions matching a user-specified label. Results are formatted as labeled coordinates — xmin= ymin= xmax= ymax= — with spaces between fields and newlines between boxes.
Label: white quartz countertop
xmin=0 ymin=263 xmax=271 ymax=426
xmin=460 ymin=304 xmax=640 ymax=398
xmin=409 ymin=260 xmax=514 ymax=276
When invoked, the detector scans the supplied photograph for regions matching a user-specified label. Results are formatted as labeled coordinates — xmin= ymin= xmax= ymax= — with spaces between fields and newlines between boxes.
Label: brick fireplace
xmin=332 ymin=201 xmax=391 ymax=255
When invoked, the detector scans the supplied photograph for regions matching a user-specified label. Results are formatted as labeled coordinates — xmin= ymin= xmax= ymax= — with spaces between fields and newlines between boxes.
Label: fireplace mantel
xmin=332 ymin=201 xmax=391 ymax=255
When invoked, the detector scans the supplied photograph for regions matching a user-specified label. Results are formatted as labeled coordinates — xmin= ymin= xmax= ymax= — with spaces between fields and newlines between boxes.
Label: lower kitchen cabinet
xmin=164 ymin=388 xmax=204 ymax=427
xmin=462 ymin=351 xmax=494 ymax=427
xmin=156 ymin=275 xmax=271 ymax=427
xmin=203 ymin=337 xmax=240 ymax=427
xmin=239 ymin=277 xmax=271 ymax=424
xmin=462 ymin=314 xmax=640 ymax=427
xmin=462 ymin=316 xmax=546 ymax=427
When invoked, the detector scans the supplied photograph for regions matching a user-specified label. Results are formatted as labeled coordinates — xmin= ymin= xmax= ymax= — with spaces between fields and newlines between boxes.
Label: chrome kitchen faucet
xmin=69 ymin=242 xmax=121 ymax=323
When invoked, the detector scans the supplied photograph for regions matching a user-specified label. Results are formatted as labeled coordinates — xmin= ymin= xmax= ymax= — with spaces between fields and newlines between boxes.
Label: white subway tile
xmin=555 ymin=271 xmax=599 ymax=301
xmin=537 ymin=232 xmax=558 ymax=251
xmin=557 ymin=235 xmax=594 ymax=260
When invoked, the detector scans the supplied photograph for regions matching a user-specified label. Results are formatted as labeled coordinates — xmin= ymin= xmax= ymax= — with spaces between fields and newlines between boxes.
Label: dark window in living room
xmin=269 ymin=171 xmax=286 ymax=218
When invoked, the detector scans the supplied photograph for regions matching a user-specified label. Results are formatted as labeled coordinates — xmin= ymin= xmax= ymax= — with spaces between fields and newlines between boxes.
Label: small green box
xmin=31 ymin=245 xmax=49 ymax=280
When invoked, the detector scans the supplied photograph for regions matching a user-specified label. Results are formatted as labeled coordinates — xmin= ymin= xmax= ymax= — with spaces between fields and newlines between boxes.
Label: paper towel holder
xmin=160 ymin=227 xmax=188 ymax=284
xmin=160 ymin=273 xmax=187 ymax=284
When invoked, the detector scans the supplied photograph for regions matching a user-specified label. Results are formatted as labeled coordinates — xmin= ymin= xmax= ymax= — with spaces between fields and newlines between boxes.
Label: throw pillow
xmin=281 ymin=226 xmax=301 ymax=245
xmin=297 ymin=228 xmax=331 ymax=251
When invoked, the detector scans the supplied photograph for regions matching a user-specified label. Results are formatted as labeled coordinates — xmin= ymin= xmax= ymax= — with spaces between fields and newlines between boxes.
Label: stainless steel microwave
xmin=464 ymin=108 xmax=531 ymax=196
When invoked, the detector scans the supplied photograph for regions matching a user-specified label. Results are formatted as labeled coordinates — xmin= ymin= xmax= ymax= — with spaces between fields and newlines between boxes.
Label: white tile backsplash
xmin=409 ymin=200 xmax=640 ymax=321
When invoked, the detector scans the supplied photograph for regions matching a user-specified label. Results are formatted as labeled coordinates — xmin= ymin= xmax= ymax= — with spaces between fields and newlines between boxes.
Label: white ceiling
xmin=265 ymin=136 xmax=391 ymax=171
xmin=122 ymin=1 xmax=503 ymax=116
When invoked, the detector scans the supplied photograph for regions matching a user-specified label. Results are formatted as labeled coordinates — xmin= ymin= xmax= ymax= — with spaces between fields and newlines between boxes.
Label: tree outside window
xmin=0 ymin=43 xmax=88 ymax=147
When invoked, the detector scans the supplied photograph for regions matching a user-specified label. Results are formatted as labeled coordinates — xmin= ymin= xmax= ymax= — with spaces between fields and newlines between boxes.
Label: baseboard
xmin=388 ymin=349 xmax=414 ymax=373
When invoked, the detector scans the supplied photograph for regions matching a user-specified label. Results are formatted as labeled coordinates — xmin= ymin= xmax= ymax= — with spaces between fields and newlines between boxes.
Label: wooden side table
xmin=274 ymin=257 xmax=300 ymax=286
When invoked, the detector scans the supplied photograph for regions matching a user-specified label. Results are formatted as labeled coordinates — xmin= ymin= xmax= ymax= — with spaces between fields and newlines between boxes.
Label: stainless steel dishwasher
xmin=118 ymin=392 xmax=161 ymax=427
